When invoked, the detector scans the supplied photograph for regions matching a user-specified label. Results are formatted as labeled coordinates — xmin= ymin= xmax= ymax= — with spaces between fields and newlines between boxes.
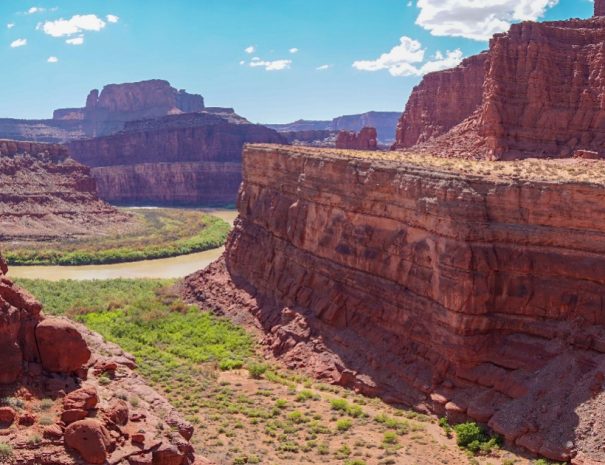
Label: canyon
xmin=0 ymin=140 xmax=133 ymax=242
xmin=394 ymin=0 xmax=605 ymax=160
xmin=0 ymin=255 xmax=211 ymax=465
xmin=186 ymin=144 xmax=605 ymax=464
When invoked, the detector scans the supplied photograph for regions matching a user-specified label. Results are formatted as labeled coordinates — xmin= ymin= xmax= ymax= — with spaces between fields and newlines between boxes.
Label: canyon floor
xmin=15 ymin=278 xmax=544 ymax=465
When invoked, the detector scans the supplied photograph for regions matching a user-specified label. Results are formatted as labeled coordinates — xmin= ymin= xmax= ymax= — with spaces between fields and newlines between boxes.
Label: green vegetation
xmin=18 ymin=278 xmax=253 ymax=384
xmin=0 ymin=443 xmax=12 ymax=461
xmin=4 ymin=208 xmax=230 ymax=265
xmin=336 ymin=418 xmax=353 ymax=432
xmin=439 ymin=420 xmax=501 ymax=455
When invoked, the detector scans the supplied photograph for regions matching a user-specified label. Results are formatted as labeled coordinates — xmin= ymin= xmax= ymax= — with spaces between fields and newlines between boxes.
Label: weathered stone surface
xmin=64 ymin=419 xmax=113 ymax=464
xmin=63 ymin=386 xmax=99 ymax=411
xmin=36 ymin=318 xmax=91 ymax=373
xmin=393 ymin=12 xmax=605 ymax=160
xmin=335 ymin=127 xmax=377 ymax=150
xmin=0 ymin=140 xmax=133 ymax=241
xmin=67 ymin=113 xmax=286 ymax=206
xmin=393 ymin=53 xmax=487 ymax=149
xmin=185 ymin=145 xmax=605 ymax=462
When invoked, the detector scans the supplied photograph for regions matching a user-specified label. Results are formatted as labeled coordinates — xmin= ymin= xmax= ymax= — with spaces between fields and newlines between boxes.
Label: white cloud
xmin=353 ymin=36 xmax=464 ymax=77
xmin=106 ymin=14 xmax=119 ymax=24
xmin=289 ymin=47 xmax=299 ymax=54
xmin=40 ymin=14 xmax=107 ymax=37
xmin=244 ymin=45 xmax=255 ymax=54
xmin=417 ymin=49 xmax=464 ymax=75
xmin=316 ymin=64 xmax=332 ymax=70
xmin=47 ymin=56 xmax=58 ymax=63
xmin=7 ymin=23 xmax=15 ymax=29
xmin=353 ymin=36 xmax=424 ymax=74
xmin=10 ymin=38 xmax=27 ymax=48
xmin=249 ymin=57 xmax=292 ymax=71
xmin=239 ymin=60 xmax=246 ymax=65
xmin=66 ymin=36 xmax=84 ymax=45
xmin=27 ymin=7 xmax=44 ymax=14
xmin=416 ymin=0 xmax=559 ymax=41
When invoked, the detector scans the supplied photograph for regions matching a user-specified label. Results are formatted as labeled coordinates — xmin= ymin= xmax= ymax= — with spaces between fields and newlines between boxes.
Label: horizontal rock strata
xmin=0 ymin=140 xmax=133 ymax=241
xmin=186 ymin=145 xmax=605 ymax=463
xmin=68 ymin=113 xmax=286 ymax=206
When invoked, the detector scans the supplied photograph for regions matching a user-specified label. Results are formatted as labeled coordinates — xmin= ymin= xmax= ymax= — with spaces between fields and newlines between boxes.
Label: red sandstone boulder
xmin=64 ymin=419 xmax=113 ymax=465
xmin=0 ymin=407 xmax=16 ymax=425
xmin=61 ymin=409 xmax=88 ymax=425
xmin=106 ymin=399 xmax=129 ymax=426
xmin=152 ymin=443 xmax=185 ymax=465
xmin=63 ymin=386 xmax=99 ymax=411
xmin=36 ymin=318 xmax=91 ymax=373
xmin=43 ymin=424 xmax=64 ymax=440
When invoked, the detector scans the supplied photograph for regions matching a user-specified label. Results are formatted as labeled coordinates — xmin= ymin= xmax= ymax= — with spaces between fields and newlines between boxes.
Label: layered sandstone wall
xmin=335 ymin=127 xmax=377 ymax=150
xmin=187 ymin=145 xmax=605 ymax=463
xmin=91 ymin=162 xmax=242 ymax=206
xmin=394 ymin=15 xmax=605 ymax=160
xmin=394 ymin=53 xmax=487 ymax=149
xmin=0 ymin=140 xmax=132 ymax=241
xmin=68 ymin=114 xmax=286 ymax=205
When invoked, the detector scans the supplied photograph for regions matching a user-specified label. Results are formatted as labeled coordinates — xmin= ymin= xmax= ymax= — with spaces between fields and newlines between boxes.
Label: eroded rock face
xmin=335 ymin=127 xmax=378 ymax=150
xmin=393 ymin=53 xmax=487 ymax=149
xmin=65 ymin=419 xmax=113 ymax=464
xmin=185 ymin=145 xmax=605 ymax=463
xmin=67 ymin=113 xmax=286 ymax=206
xmin=394 ymin=13 xmax=605 ymax=160
xmin=0 ymin=140 xmax=133 ymax=241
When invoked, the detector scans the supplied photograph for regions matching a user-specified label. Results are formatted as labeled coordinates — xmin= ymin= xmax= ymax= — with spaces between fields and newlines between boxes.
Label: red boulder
xmin=36 ymin=318 xmax=91 ymax=373
xmin=64 ymin=419 xmax=113 ymax=465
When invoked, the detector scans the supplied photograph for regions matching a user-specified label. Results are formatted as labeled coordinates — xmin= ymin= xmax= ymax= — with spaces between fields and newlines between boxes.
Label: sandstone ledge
xmin=186 ymin=144 xmax=605 ymax=463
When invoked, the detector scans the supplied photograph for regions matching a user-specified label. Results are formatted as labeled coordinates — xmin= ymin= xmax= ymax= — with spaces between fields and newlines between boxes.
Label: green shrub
xmin=452 ymin=422 xmax=501 ymax=455
xmin=219 ymin=359 xmax=245 ymax=371
xmin=336 ymin=418 xmax=353 ymax=432
xmin=0 ymin=443 xmax=12 ymax=459
xmin=331 ymin=398 xmax=349 ymax=412
xmin=247 ymin=362 xmax=268 ymax=379
xmin=38 ymin=398 xmax=54 ymax=411
xmin=345 ymin=460 xmax=367 ymax=465
xmin=383 ymin=431 xmax=398 ymax=445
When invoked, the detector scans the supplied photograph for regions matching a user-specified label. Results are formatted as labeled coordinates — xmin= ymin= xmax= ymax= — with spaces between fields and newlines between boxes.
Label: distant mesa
xmin=394 ymin=0 xmax=605 ymax=160
xmin=266 ymin=111 xmax=400 ymax=146
xmin=53 ymin=79 xmax=205 ymax=125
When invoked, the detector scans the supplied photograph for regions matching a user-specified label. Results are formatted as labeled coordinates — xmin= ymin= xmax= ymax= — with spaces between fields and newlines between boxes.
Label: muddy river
xmin=7 ymin=209 xmax=238 ymax=281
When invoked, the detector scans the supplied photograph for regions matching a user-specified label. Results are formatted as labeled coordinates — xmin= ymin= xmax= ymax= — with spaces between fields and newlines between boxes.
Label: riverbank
xmin=2 ymin=208 xmax=235 ymax=266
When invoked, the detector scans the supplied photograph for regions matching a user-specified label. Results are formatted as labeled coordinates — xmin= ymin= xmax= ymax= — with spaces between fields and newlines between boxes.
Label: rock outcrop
xmin=267 ymin=111 xmax=401 ymax=146
xmin=0 ymin=140 xmax=133 ymax=241
xmin=0 ymin=256 xmax=211 ymax=465
xmin=67 ymin=113 xmax=286 ymax=206
xmin=394 ymin=10 xmax=605 ymax=160
xmin=185 ymin=144 xmax=605 ymax=463
xmin=394 ymin=53 xmax=487 ymax=148
xmin=335 ymin=127 xmax=378 ymax=150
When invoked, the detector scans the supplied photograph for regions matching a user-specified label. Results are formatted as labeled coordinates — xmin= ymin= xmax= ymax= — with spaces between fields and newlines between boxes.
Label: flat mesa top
xmin=246 ymin=144 xmax=605 ymax=187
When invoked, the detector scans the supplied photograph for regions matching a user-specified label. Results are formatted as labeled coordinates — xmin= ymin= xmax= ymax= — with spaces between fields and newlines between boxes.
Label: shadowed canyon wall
xmin=186 ymin=145 xmax=605 ymax=464
xmin=394 ymin=12 xmax=605 ymax=160
xmin=67 ymin=114 xmax=286 ymax=206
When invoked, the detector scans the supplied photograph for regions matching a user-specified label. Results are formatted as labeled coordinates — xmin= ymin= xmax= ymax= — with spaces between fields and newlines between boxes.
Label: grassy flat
xmin=2 ymin=208 xmax=231 ymax=266
xmin=17 ymin=278 xmax=531 ymax=465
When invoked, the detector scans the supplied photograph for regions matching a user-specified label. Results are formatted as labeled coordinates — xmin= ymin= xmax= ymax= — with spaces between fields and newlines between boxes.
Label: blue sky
xmin=0 ymin=0 xmax=594 ymax=123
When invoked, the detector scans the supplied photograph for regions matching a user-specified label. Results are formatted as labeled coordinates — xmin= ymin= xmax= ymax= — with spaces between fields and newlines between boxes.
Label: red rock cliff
xmin=186 ymin=145 xmax=605 ymax=463
xmin=335 ymin=127 xmax=378 ymax=150
xmin=0 ymin=140 xmax=132 ymax=241
xmin=67 ymin=113 xmax=286 ymax=206
xmin=394 ymin=15 xmax=605 ymax=160
xmin=394 ymin=53 xmax=487 ymax=149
